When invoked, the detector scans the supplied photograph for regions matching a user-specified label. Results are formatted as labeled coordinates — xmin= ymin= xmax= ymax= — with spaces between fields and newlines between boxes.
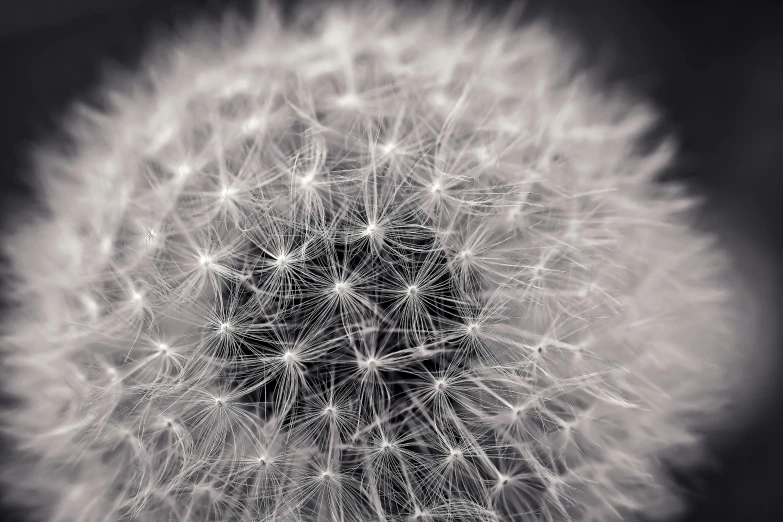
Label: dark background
xmin=0 ymin=1 xmax=781 ymax=521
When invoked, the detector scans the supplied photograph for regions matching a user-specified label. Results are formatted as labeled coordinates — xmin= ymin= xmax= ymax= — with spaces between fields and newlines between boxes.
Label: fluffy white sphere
xmin=0 ymin=2 xmax=753 ymax=521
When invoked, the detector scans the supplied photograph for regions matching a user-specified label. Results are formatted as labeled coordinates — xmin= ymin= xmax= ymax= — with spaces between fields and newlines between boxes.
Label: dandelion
xmin=0 ymin=1 xmax=754 ymax=522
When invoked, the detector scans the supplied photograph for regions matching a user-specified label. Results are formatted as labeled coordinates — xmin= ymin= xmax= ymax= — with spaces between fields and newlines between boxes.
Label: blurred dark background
xmin=0 ymin=1 xmax=780 ymax=521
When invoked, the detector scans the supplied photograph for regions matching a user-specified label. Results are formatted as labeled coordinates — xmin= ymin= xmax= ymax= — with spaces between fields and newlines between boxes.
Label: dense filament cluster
xmin=0 ymin=2 xmax=744 ymax=522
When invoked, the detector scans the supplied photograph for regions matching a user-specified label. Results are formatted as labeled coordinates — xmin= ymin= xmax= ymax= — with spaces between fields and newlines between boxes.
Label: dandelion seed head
xmin=242 ymin=116 xmax=262 ymax=133
xmin=220 ymin=185 xmax=237 ymax=200
xmin=176 ymin=162 xmax=192 ymax=178
xmin=274 ymin=253 xmax=290 ymax=267
xmin=298 ymin=173 xmax=315 ymax=187
xmin=0 ymin=2 xmax=752 ymax=522
xmin=144 ymin=228 xmax=157 ymax=244
xmin=379 ymin=142 xmax=396 ymax=156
